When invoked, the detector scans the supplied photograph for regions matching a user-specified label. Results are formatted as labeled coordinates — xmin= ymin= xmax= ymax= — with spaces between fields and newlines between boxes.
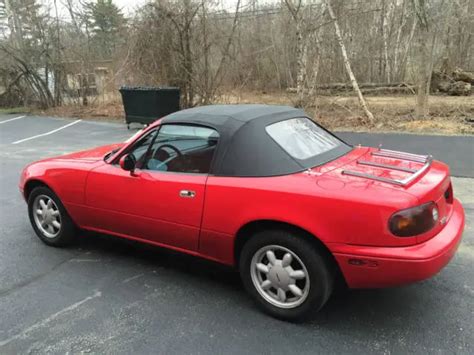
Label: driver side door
xmin=84 ymin=124 xmax=219 ymax=251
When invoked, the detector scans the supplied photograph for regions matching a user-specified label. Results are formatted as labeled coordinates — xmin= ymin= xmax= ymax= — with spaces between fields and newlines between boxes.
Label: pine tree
xmin=85 ymin=0 xmax=125 ymax=58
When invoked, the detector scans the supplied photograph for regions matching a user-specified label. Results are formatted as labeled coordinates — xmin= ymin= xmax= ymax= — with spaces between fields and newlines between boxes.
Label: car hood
xmin=47 ymin=143 xmax=125 ymax=163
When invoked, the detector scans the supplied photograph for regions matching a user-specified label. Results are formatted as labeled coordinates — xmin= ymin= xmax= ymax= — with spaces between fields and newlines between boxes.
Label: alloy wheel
xmin=32 ymin=194 xmax=62 ymax=238
xmin=250 ymin=245 xmax=310 ymax=309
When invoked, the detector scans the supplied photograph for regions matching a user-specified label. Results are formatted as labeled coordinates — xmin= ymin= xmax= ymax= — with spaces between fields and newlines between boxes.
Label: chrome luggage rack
xmin=342 ymin=148 xmax=433 ymax=186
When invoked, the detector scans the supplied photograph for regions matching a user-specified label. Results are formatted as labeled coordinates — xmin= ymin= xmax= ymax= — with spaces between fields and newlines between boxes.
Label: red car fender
xmin=198 ymin=171 xmax=420 ymax=265
xmin=21 ymin=162 xmax=93 ymax=205
xmin=20 ymin=143 xmax=122 ymax=205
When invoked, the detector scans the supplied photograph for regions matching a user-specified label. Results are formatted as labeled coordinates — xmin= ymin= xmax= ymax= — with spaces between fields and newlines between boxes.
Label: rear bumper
xmin=331 ymin=198 xmax=465 ymax=288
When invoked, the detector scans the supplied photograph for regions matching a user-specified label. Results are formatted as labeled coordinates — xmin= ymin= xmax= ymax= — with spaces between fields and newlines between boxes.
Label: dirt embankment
xmin=223 ymin=92 xmax=474 ymax=135
xmin=34 ymin=92 xmax=474 ymax=135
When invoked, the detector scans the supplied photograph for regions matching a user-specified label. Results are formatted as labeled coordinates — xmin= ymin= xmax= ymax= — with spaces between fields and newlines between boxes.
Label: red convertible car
xmin=20 ymin=105 xmax=464 ymax=320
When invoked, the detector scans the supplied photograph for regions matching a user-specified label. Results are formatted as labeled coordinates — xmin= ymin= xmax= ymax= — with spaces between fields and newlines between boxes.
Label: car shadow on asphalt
xmin=76 ymin=231 xmax=243 ymax=288
xmin=74 ymin=231 xmax=426 ymax=327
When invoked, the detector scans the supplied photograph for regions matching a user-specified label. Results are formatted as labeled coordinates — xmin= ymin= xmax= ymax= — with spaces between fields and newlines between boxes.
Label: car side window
xmin=126 ymin=128 xmax=158 ymax=168
xmin=142 ymin=125 xmax=219 ymax=174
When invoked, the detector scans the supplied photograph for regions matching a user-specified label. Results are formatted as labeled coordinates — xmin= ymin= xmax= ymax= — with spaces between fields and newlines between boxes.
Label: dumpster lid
xmin=119 ymin=86 xmax=180 ymax=91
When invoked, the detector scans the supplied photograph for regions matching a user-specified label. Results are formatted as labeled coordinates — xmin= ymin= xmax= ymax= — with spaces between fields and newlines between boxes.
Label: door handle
xmin=179 ymin=190 xmax=196 ymax=198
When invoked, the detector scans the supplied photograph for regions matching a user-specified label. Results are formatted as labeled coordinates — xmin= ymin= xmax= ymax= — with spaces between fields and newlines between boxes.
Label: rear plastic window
xmin=266 ymin=118 xmax=343 ymax=160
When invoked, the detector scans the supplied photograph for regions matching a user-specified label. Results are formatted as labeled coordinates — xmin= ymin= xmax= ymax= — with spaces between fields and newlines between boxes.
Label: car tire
xmin=239 ymin=229 xmax=334 ymax=321
xmin=28 ymin=186 xmax=77 ymax=247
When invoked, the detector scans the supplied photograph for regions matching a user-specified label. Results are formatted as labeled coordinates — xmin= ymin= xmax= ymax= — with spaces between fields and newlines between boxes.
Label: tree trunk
xmin=209 ymin=0 xmax=241 ymax=100
xmin=326 ymin=0 xmax=375 ymax=123
xmin=411 ymin=0 xmax=445 ymax=119
xmin=283 ymin=0 xmax=307 ymax=107
xmin=382 ymin=0 xmax=394 ymax=83
xmin=414 ymin=39 xmax=429 ymax=119
xmin=295 ymin=19 xmax=307 ymax=107
xmin=201 ymin=1 xmax=210 ymax=104
xmin=53 ymin=0 xmax=62 ymax=106
xmin=399 ymin=16 xmax=416 ymax=81
xmin=393 ymin=0 xmax=407 ymax=81
xmin=184 ymin=1 xmax=194 ymax=108
xmin=306 ymin=32 xmax=322 ymax=99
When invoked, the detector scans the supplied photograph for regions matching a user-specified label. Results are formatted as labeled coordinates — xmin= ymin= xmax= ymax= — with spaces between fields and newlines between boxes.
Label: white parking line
xmin=12 ymin=119 xmax=82 ymax=145
xmin=0 ymin=290 xmax=101 ymax=347
xmin=0 ymin=115 xmax=26 ymax=124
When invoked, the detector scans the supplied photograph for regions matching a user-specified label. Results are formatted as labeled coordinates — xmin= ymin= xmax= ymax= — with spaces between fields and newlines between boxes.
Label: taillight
xmin=389 ymin=202 xmax=439 ymax=237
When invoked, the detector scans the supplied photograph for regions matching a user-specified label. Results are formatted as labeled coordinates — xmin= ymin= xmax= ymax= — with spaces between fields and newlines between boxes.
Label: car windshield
xmin=104 ymin=128 xmax=147 ymax=161
xmin=265 ymin=117 xmax=344 ymax=160
xmin=125 ymin=128 xmax=145 ymax=143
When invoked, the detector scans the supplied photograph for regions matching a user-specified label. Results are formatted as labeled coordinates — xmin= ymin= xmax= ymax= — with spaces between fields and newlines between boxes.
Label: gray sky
xmin=47 ymin=0 xmax=278 ymax=19
xmin=111 ymin=0 xmax=279 ymax=15
xmin=113 ymin=0 xmax=148 ymax=15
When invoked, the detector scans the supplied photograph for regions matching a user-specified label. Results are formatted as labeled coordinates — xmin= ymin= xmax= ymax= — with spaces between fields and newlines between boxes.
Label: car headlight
xmin=389 ymin=202 xmax=438 ymax=237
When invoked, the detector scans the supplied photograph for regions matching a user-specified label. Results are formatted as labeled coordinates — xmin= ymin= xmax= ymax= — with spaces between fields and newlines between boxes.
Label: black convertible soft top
xmin=161 ymin=104 xmax=351 ymax=177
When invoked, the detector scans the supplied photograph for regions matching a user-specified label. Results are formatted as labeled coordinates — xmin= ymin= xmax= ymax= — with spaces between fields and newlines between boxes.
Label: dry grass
xmin=34 ymin=91 xmax=474 ymax=135
xmin=34 ymin=99 xmax=125 ymax=122
xmin=221 ymin=91 xmax=474 ymax=135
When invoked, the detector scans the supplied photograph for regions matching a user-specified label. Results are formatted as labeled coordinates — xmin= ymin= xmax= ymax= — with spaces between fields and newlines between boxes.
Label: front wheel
xmin=28 ymin=186 xmax=77 ymax=247
xmin=239 ymin=230 xmax=334 ymax=321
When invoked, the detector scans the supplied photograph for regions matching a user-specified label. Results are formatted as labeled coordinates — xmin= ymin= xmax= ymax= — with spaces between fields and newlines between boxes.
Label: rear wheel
xmin=28 ymin=186 xmax=77 ymax=247
xmin=239 ymin=230 xmax=334 ymax=321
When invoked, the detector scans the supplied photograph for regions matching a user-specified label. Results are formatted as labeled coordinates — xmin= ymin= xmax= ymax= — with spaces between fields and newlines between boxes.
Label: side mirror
xmin=119 ymin=154 xmax=136 ymax=172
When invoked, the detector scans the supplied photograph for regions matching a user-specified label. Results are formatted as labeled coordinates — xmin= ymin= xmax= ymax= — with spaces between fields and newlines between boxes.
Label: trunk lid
xmin=326 ymin=147 xmax=453 ymax=243
xmin=332 ymin=147 xmax=451 ymax=202
xmin=340 ymin=148 xmax=434 ymax=188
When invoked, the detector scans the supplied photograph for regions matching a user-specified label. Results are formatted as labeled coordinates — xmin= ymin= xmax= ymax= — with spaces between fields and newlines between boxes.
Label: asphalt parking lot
xmin=0 ymin=114 xmax=473 ymax=354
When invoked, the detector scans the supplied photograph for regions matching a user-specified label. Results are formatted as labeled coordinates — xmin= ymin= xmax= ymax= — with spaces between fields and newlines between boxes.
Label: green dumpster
xmin=119 ymin=86 xmax=180 ymax=127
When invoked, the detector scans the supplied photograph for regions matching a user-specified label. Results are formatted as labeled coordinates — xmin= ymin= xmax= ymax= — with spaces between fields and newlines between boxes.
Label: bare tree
xmin=284 ymin=0 xmax=307 ymax=106
xmin=381 ymin=0 xmax=394 ymax=82
xmin=126 ymin=0 xmax=241 ymax=108
xmin=411 ymin=0 xmax=430 ymax=119
xmin=283 ymin=1 xmax=325 ymax=107
xmin=411 ymin=0 xmax=450 ymax=119
xmin=1 ymin=0 xmax=473 ymax=115
xmin=325 ymin=0 xmax=375 ymax=123
xmin=198 ymin=0 xmax=241 ymax=104
xmin=63 ymin=0 xmax=95 ymax=106
xmin=1 ymin=0 xmax=56 ymax=108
